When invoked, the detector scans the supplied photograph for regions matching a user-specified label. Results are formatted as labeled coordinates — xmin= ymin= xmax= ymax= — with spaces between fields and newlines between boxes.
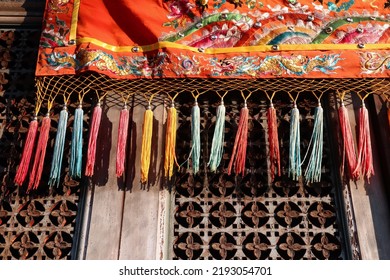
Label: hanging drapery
xmin=36 ymin=0 xmax=390 ymax=80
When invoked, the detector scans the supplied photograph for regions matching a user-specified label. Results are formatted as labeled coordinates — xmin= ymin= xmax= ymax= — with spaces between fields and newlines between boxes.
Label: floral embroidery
xmin=171 ymin=54 xmax=203 ymax=75
xmin=47 ymin=49 xmax=168 ymax=77
xmin=40 ymin=17 xmax=70 ymax=48
xmin=360 ymin=52 xmax=390 ymax=74
xmin=210 ymin=54 xmax=341 ymax=76
xmin=45 ymin=49 xmax=342 ymax=77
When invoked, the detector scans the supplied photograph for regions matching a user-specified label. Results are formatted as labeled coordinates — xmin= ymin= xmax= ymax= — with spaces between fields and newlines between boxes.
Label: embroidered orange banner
xmin=36 ymin=0 xmax=390 ymax=79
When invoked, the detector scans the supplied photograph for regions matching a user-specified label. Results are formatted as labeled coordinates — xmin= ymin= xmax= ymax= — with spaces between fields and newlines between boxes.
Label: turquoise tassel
xmin=289 ymin=104 xmax=301 ymax=181
xmin=208 ymin=100 xmax=225 ymax=172
xmin=190 ymin=101 xmax=201 ymax=174
xmin=49 ymin=106 xmax=68 ymax=187
xmin=70 ymin=106 xmax=83 ymax=178
xmin=303 ymin=104 xmax=324 ymax=183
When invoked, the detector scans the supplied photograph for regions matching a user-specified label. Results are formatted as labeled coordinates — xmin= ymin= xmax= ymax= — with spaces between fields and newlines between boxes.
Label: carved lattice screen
xmin=172 ymin=92 xmax=357 ymax=260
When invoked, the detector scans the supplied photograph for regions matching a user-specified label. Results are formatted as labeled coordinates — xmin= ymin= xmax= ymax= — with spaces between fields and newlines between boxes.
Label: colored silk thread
xmin=14 ymin=117 xmax=38 ymax=186
xmin=28 ymin=115 xmax=51 ymax=191
xmin=140 ymin=106 xmax=153 ymax=183
xmin=208 ymin=100 xmax=226 ymax=172
xmin=190 ymin=101 xmax=201 ymax=174
xmin=227 ymin=105 xmax=249 ymax=176
xmin=289 ymin=104 xmax=301 ymax=181
xmin=303 ymin=103 xmax=324 ymax=183
xmin=164 ymin=104 xmax=177 ymax=180
xmin=85 ymin=103 xmax=102 ymax=177
xmin=338 ymin=103 xmax=357 ymax=179
xmin=48 ymin=106 xmax=68 ymax=188
xmin=70 ymin=106 xmax=84 ymax=179
xmin=267 ymin=104 xmax=280 ymax=182
xmin=116 ymin=105 xmax=130 ymax=177
xmin=353 ymin=103 xmax=374 ymax=181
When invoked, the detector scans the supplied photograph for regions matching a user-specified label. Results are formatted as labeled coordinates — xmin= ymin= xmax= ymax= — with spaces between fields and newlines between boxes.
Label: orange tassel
xmin=85 ymin=103 xmax=102 ymax=177
xmin=227 ymin=106 xmax=249 ymax=176
xmin=14 ymin=118 xmax=38 ymax=186
xmin=116 ymin=106 xmax=129 ymax=177
xmin=141 ymin=107 xmax=153 ymax=183
xmin=164 ymin=105 xmax=177 ymax=180
xmin=28 ymin=115 xmax=51 ymax=191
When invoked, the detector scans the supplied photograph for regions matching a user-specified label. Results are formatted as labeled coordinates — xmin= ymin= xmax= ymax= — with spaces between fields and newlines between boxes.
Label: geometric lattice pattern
xmin=1 ymin=29 xmax=83 ymax=260
xmin=172 ymin=93 xmax=346 ymax=260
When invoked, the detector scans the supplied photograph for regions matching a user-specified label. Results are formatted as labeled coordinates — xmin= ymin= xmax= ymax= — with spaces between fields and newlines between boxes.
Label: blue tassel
xmin=70 ymin=106 xmax=83 ymax=178
xmin=49 ymin=106 xmax=68 ymax=187
xmin=303 ymin=104 xmax=324 ymax=183
xmin=190 ymin=101 xmax=201 ymax=174
xmin=289 ymin=104 xmax=301 ymax=181
xmin=208 ymin=100 xmax=225 ymax=172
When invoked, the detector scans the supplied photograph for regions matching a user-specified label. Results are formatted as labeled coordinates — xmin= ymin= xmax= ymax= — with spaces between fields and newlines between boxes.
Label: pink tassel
xmin=14 ymin=118 xmax=38 ymax=186
xmin=353 ymin=104 xmax=374 ymax=181
xmin=85 ymin=103 xmax=102 ymax=177
xmin=227 ymin=106 xmax=249 ymax=176
xmin=267 ymin=105 xmax=280 ymax=182
xmin=338 ymin=104 xmax=357 ymax=179
xmin=27 ymin=115 xmax=51 ymax=191
xmin=116 ymin=106 xmax=129 ymax=177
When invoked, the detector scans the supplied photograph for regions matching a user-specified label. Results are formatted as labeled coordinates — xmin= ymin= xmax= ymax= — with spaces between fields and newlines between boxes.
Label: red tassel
xmin=27 ymin=116 xmax=51 ymax=191
xmin=388 ymin=107 xmax=390 ymax=128
xmin=353 ymin=105 xmax=374 ymax=181
xmin=14 ymin=119 xmax=38 ymax=186
xmin=227 ymin=106 xmax=249 ymax=176
xmin=85 ymin=103 xmax=102 ymax=177
xmin=116 ymin=106 xmax=129 ymax=177
xmin=267 ymin=105 xmax=280 ymax=182
xmin=338 ymin=105 xmax=357 ymax=179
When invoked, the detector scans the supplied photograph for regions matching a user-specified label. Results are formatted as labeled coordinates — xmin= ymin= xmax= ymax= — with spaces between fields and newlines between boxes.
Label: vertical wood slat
xmin=118 ymin=103 xmax=164 ymax=259
xmin=346 ymin=95 xmax=390 ymax=260
xmin=82 ymin=102 xmax=125 ymax=259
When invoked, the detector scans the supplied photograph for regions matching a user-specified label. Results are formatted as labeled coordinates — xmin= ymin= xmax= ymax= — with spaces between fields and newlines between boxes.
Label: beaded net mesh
xmin=35 ymin=75 xmax=390 ymax=106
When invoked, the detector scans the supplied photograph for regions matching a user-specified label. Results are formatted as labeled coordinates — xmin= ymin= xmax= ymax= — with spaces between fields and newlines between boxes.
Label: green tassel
xmin=208 ymin=100 xmax=225 ymax=172
xmin=190 ymin=101 xmax=201 ymax=174
xmin=70 ymin=106 xmax=83 ymax=178
xmin=289 ymin=105 xmax=301 ymax=181
xmin=49 ymin=106 xmax=68 ymax=187
xmin=303 ymin=104 xmax=324 ymax=183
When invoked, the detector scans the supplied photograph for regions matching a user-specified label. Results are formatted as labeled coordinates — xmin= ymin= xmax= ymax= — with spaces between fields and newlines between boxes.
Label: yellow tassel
xmin=141 ymin=108 xmax=153 ymax=184
xmin=164 ymin=106 xmax=177 ymax=180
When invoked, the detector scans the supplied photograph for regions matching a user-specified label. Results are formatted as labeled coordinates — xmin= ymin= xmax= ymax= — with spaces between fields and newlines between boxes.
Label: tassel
xmin=14 ymin=117 xmax=38 ymax=186
xmin=48 ymin=106 xmax=68 ymax=188
xmin=267 ymin=103 xmax=281 ymax=182
xmin=338 ymin=103 xmax=357 ymax=179
xmin=388 ymin=107 xmax=390 ymax=128
xmin=28 ymin=114 xmax=51 ymax=190
xmin=85 ymin=102 xmax=102 ymax=177
xmin=116 ymin=105 xmax=130 ymax=177
xmin=190 ymin=101 xmax=201 ymax=174
xmin=303 ymin=103 xmax=324 ymax=183
xmin=289 ymin=104 xmax=301 ymax=181
xmin=353 ymin=103 xmax=374 ymax=181
xmin=164 ymin=103 xmax=177 ymax=180
xmin=227 ymin=104 xmax=249 ymax=176
xmin=140 ymin=105 xmax=153 ymax=183
xmin=70 ymin=106 xmax=84 ymax=179
xmin=208 ymin=100 xmax=226 ymax=172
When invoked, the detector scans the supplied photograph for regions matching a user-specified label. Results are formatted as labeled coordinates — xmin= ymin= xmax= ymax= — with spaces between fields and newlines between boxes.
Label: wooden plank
xmin=118 ymin=102 xmax=164 ymax=259
xmin=345 ymin=94 xmax=390 ymax=259
xmin=83 ymin=101 xmax=125 ymax=260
